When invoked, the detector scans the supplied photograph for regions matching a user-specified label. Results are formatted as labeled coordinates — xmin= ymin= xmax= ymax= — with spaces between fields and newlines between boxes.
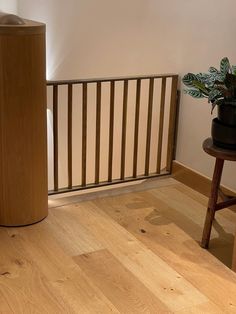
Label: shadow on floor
xmin=145 ymin=199 xmax=234 ymax=269
xmin=208 ymin=219 xmax=234 ymax=268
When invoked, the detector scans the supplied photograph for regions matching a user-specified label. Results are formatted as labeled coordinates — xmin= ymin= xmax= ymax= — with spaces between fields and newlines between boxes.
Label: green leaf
xmin=196 ymin=73 xmax=212 ymax=84
xmin=182 ymin=73 xmax=197 ymax=87
xmin=208 ymin=89 xmax=222 ymax=102
xmin=209 ymin=67 xmax=220 ymax=74
xmin=232 ymin=65 xmax=236 ymax=75
xmin=184 ymin=89 xmax=205 ymax=98
xmin=214 ymin=73 xmax=225 ymax=82
xmin=220 ymin=57 xmax=230 ymax=75
xmin=183 ymin=57 xmax=236 ymax=106
xmin=192 ymin=80 xmax=209 ymax=95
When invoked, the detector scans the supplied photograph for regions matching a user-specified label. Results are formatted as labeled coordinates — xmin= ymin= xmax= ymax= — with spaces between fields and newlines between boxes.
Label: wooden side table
xmin=201 ymin=138 xmax=236 ymax=249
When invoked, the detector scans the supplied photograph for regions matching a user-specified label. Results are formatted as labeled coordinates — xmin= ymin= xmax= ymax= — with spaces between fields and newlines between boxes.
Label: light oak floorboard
xmin=174 ymin=301 xmax=223 ymax=314
xmin=74 ymin=249 xmax=169 ymax=313
xmin=1 ymin=178 xmax=236 ymax=313
xmin=0 ymin=228 xmax=69 ymax=313
xmin=54 ymin=202 xmax=208 ymax=312
xmin=96 ymin=184 xmax=236 ymax=313
xmin=0 ymin=218 xmax=118 ymax=313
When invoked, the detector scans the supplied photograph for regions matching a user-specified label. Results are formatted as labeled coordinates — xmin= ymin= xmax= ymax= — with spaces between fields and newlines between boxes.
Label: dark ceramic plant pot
xmin=212 ymin=100 xmax=236 ymax=149
xmin=218 ymin=102 xmax=236 ymax=126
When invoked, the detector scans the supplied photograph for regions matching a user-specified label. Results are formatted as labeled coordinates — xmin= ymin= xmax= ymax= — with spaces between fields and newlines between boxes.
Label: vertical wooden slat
xmin=82 ymin=83 xmax=87 ymax=186
xmin=95 ymin=82 xmax=102 ymax=184
xmin=156 ymin=78 xmax=166 ymax=174
xmin=145 ymin=78 xmax=154 ymax=176
xmin=108 ymin=81 xmax=115 ymax=182
xmin=172 ymin=90 xmax=181 ymax=161
xmin=68 ymin=84 xmax=73 ymax=189
xmin=166 ymin=75 xmax=178 ymax=172
xmin=120 ymin=80 xmax=128 ymax=180
xmin=53 ymin=85 xmax=59 ymax=191
xmin=133 ymin=79 xmax=141 ymax=178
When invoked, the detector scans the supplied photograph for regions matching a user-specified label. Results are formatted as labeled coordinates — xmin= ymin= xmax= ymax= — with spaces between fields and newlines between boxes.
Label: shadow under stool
xmin=201 ymin=137 xmax=236 ymax=249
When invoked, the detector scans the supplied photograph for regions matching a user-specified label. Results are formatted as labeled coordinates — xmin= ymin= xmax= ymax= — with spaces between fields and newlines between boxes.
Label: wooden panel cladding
xmin=0 ymin=21 xmax=48 ymax=226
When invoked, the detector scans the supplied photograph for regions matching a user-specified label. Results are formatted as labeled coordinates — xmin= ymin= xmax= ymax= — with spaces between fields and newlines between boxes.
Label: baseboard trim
xmin=172 ymin=160 xmax=236 ymax=198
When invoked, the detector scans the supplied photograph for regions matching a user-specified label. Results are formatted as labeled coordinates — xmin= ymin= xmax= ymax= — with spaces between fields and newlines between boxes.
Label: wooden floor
xmin=1 ymin=178 xmax=236 ymax=313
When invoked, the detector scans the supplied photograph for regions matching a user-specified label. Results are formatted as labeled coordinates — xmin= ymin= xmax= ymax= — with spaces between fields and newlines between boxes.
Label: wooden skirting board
xmin=172 ymin=160 xmax=236 ymax=272
xmin=172 ymin=160 xmax=236 ymax=198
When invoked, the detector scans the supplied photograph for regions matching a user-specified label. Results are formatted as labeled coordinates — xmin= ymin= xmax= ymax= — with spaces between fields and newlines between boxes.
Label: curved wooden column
xmin=0 ymin=14 xmax=48 ymax=226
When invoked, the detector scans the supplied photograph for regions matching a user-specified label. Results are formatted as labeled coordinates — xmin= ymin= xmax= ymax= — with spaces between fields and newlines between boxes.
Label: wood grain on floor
xmin=0 ymin=178 xmax=236 ymax=313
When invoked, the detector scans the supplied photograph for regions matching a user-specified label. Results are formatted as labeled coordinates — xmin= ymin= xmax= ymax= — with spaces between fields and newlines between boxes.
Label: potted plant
xmin=182 ymin=57 xmax=236 ymax=149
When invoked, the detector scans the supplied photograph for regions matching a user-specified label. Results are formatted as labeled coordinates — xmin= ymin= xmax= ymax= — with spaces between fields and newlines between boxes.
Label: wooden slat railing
xmin=47 ymin=74 xmax=179 ymax=195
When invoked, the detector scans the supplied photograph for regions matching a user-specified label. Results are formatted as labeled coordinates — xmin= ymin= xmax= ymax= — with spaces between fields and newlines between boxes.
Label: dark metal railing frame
xmin=47 ymin=74 xmax=179 ymax=195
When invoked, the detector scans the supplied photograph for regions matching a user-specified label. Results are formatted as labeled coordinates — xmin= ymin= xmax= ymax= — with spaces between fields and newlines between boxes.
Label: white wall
xmin=18 ymin=0 xmax=182 ymax=79
xmin=0 ymin=0 xmax=17 ymax=13
xmin=18 ymin=0 xmax=236 ymax=189
xmin=172 ymin=0 xmax=236 ymax=190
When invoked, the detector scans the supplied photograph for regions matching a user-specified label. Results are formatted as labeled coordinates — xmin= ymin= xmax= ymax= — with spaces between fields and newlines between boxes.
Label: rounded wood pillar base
xmin=0 ymin=215 xmax=48 ymax=228
xmin=0 ymin=16 xmax=48 ymax=226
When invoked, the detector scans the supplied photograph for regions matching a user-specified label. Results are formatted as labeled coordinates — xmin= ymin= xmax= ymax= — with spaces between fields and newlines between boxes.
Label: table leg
xmin=232 ymin=231 xmax=236 ymax=272
xmin=201 ymin=158 xmax=224 ymax=248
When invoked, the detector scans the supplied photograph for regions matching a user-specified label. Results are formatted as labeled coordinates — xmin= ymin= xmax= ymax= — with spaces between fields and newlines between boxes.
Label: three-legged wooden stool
xmin=201 ymin=138 xmax=236 ymax=248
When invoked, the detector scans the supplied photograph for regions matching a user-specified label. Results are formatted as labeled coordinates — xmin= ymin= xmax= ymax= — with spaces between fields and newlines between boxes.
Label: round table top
xmin=203 ymin=138 xmax=236 ymax=161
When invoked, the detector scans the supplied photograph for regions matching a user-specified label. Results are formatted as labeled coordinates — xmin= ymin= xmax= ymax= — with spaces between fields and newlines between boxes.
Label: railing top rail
xmin=47 ymin=73 xmax=178 ymax=86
